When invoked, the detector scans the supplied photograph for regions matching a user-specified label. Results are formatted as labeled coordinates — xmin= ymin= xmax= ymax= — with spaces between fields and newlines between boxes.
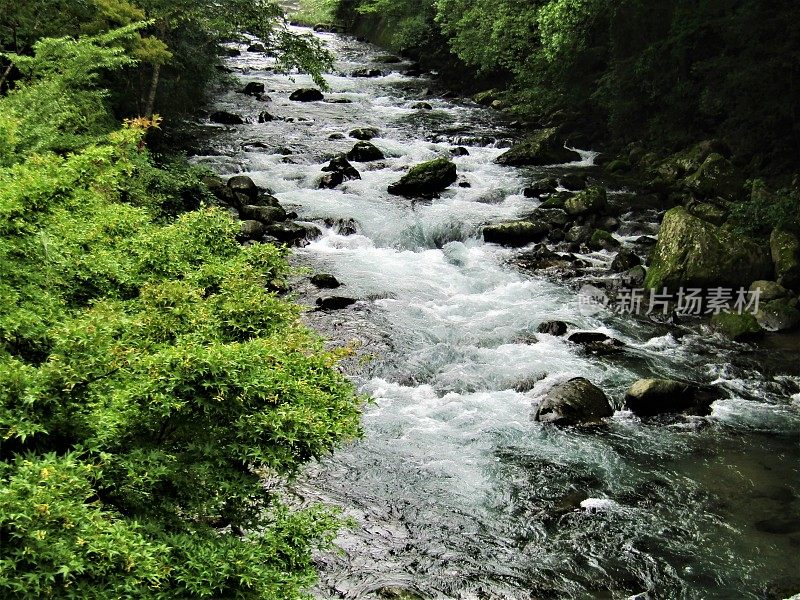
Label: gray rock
xmin=311 ymin=273 xmax=341 ymax=288
xmin=611 ymin=249 xmax=642 ymax=272
xmin=227 ymin=175 xmax=259 ymax=200
xmin=749 ymin=280 xmax=789 ymax=302
xmin=239 ymin=205 xmax=286 ymax=224
xmin=624 ymin=378 xmax=719 ymax=416
xmin=238 ymin=220 xmax=265 ymax=240
xmin=496 ymin=128 xmax=581 ymax=166
xmin=349 ymin=127 xmax=380 ymax=140
xmin=755 ymin=298 xmax=800 ymax=332
xmin=537 ymin=321 xmax=568 ymax=336
xmin=210 ymin=111 xmax=244 ymax=125
xmin=483 ymin=220 xmax=549 ymax=247
xmin=565 ymin=225 xmax=594 ymax=244
xmin=289 ymin=88 xmax=324 ymax=102
xmin=347 ymin=141 xmax=385 ymax=162
xmin=534 ymin=378 xmax=613 ymax=425
xmin=565 ymin=186 xmax=607 ymax=217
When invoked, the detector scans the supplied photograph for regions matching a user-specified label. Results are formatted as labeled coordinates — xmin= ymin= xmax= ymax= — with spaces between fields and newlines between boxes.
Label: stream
xmin=191 ymin=25 xmax=800 ymax=600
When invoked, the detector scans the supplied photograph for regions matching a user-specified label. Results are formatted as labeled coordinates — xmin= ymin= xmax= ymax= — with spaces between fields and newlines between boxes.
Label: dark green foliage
xmin=0 ymin=23 xmax=360 ymax=599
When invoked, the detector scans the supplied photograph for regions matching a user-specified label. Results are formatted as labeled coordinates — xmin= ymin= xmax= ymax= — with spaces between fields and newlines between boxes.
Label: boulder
xmin=239 ymin=205 xmax=286 ymax=224
xmin=388 ymin=158 xmax=457 ymax=197
xmin=534 ymin=378 xmax=613 ymax=425
xmin=533 ymin=208 xmax=569 ymax=228
xmin=289 ymin=88 xmax=324 ymax=102
xmin=252 ymin=193 xmax=281 ymax=208
xmin=524 ymin=178 xmax=558 ymax=198
xmin=568 ymin=332 xmax=625 ymax=353
xmin=749 ymin=280 xmax=789 ymax=302
xmin=623 ymin=265 xmax=647 ymax=287
xmin=347 ymin=141 xmax=384 ymax=162
xmin=624 ymin=379 xmax=719 ymax=416
xmin=412 ymin=102 xmax=433 ymax=110
xmin=318 ymin=173 xmax=343 ymax=189
xmin=565 ymin=225 xmax=594 ymax=244
xmin=565 ymin=186 xmax=607 ymax=217
xmin=265 ymin=222 xmax=321 ymax=245
xmin=645 ymin=207 xmax=772 ymax=290
xmin=238 ymin=220 xmax=265 ymax=240
xmin=329 ymin=133 xmax=346 ymax=140
xmin=257 ymin=111 xmax=274 ymax=123
xmin=755 ymin=298 xmax=800 ymax=332
xmin=539 ymin=193 xmax=570 ymax=209
xmin=247 ymin=43 xmax=266 ymax=53
xmin=611 ymin=249 xmax=642 ymax=272
xmin=473 ymin=89 xmax=499 ymax=106
xmin=685 ymin=153 xmax=743 ymax=201
xmin=770 ymin=228 xmax=800 ymax=289
xmin=589 ymin=229 xmax=620 ymax=251
xmin=210 ymin=111 xmax=243 ymax=125
xmin=496 ymin=128 xmax=581 ymax=166
xmin=322 ymin=155 xmax=361 ymax=181
xmin=710 ymin=312 xmax=764 ymax=341
xmin=596 ymin=215 xmax=621 ymax=232
xmin=349 ymin=127 xmax=379 ymax=140
xmin=687 ymin=201 xmax=728 ymax=226
xmin=561 ymin=173 xmax=587 ymax=190
xmin=316 ymin=295 xmax=356 ymax=310
xmin=352 ymin=68 xmax=382 ymax=77
xmin=450 ymin=146 xmax=469 ymax=156
xmin=242 ymin=81 xmax=265 ymax=96
xmin=537 ymin=321 xmax=568 ymax=336
xmin=483 ymin=220 xmax=549 ymax=247
xmin=227 ymin=175 xmax=259 ymax=200
xmin=311 ymin=273 xmax=341 ymax=288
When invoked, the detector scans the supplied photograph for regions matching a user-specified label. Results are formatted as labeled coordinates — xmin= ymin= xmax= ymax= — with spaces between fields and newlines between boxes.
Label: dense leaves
xmin=0 ymin=19 xmax=360 ymax=600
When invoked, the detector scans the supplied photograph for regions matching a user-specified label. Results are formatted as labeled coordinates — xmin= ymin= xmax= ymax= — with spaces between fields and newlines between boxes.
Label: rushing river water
xmin=192 ymin=26 xmax=800 ymax=600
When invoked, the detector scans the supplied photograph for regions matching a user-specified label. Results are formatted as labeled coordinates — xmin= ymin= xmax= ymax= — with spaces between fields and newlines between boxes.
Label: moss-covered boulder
xmin=749 ymin=280 xmax=789 ymax=302
xmin=496 ymin=128 xmax=581 ymax=166
xmin=473 ymin=89 xmax=499 ymax=106
xmin=589 ymin=229 xmax=620 ymax=251
xmin=710 ymin=312 xmax=764 ymax=341
xmin=483 ymin=220 xmax=549 ymax=247
xmin=645 ymin=207 xmax=772 ymax=290
xmin=685 ymin=153 xmax=743 ymax=201
xmin=564 ymin=186 xmax=607 ymax=216
xmin=534 ymin=378 xmax=613 ymax=426
xmin=770 ymin=228 xmax=800 ymax=289
xmin=687 ymin=201 xmax=728 ymax=225
xmin=755 ymin=298 xmax=800 ymax=332
xmin=388 ymin=158 xmax=457 ymax=197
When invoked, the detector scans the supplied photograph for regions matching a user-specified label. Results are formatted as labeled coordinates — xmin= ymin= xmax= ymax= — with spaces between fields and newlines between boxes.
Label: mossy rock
xmin=606 ymin=159 xmax=631 ymax=174
xmin=589 ymin=229 xmax=620 ymax=250
xmin=387 ymin=158 xmax=457 ymax=197
xmin=685 ymin=153 xmax=743 ymax=201
xmin=710 ymin=311 xmax=764 ymax=341
xmin=755 ymin=298 xmax=800 ymax=332
xmin=770 ymin=228 xmax=800 ymax=289
xmin=473 ymin=89 xmax=499 ymax=106
xmin=539 ymin=195 xmax=568 ymax=209
xmin=564 ymin=186 xmax=607 ymax=216
xmin=483 ymin=220 xmax=549 ymax=247
xmin=749 ymin=280 xmax=789 ymax=302
xmin=496 ymin=128 xmax=581 ymax=166
xmin=687 ymin=201 xmax=728 ymax=226
xmin=645 ymin=207 xmax=772 ymax=290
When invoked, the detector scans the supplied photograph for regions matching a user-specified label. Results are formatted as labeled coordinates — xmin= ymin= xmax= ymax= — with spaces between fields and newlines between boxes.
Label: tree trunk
xmin=144 ymin=62 xmax=161 ymax=117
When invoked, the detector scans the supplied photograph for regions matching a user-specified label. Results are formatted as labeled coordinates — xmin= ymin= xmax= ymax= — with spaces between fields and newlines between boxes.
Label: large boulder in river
xmin=564 ymin=186 xmax=607 ymax=217
xmin=645 ymin=207 xmax=772 ymax=290
xmin=347 ymin=141 xmax=384 ymax=162
xmin=483 ymin=220 xmax=549 ymax=247
xmin=322 ymin=155 xmax=361 ymax=182
xmin=210 ymin=111 xmax=244 ymax=125
xmin=496 ymin=128 xmax=581 ymax=166
xmin=289 ymin=88 xmax=324 ymax=102
xmin=227 ymin=175 xmax=259 ymax=200
xmin=534 ymin=378 xmax=613 ymax=426
xmin=624 ymin=379 xmax=719 ymax=416
xmin=388 ymin=158 xmax=457 ymax=197
xmin=242 ymin=81 xmax=265 ymax=96
xmin=770 ymin=228 xmax=800 ymax=289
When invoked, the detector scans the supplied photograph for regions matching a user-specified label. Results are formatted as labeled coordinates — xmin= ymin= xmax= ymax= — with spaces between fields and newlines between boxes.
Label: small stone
xmin=316 ymin=295 xmax=356 ymax=310
xmin=537 ymin=321 xmax=568 ymax=336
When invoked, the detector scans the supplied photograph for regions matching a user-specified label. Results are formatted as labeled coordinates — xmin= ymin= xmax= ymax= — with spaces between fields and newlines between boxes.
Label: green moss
xmin=710 ymin=312 xmax=763 ymax=341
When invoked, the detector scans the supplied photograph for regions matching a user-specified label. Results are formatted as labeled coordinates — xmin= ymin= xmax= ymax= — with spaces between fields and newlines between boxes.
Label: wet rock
xmin=645 ymin=207 xmax=772 ymax=290
xmin=496 ymin=127 xmax=581 ymax=166
xmin=605 ymin=158 xmax=631 ymax=173
xmin=710 ymin=312 xmax=764 ymax=341
xmin=561 ymin=172 xmax=587 ymax=190
xmin=770 ymin=228 xmax=800 ymax=289
xmin=685 ymin=153 xmax=743 ymax=201
xmin=534 ymin=208 xmax=570 ymax=228
xmin=539 ymin=195 xmax=568 ymax=209
xmin=347 ymin=141 xmax=385 ymax=162
xmin=515 ymin=246 xmax=578 ymax=271
xmin=634 ymin=235 xmax=658 ymax=248
xmin=537 ymin=320 xmax=568 ymax=336
xmin=568 ymin=332 xmax=625 ymax=353
xmin=375 ymin=53 xmax=402 ymax=63
xmin=687 ymin=201 xmax=728 ymax=226
xmin=755 ymin=517 xmax=800 ymax=535
xmin=548 ymin=229 xmax=565 ymax=242
xmin=351 ymin=67 xmax=382 ymax=77
xmin=623 ymin=265 xmax=648 ymax=287
xmin=388 ymin=158 xmax=457 ymax=197
xmin=524 ymin=178 xmax=558 ymax=198
xmin=624 ymin=378 xmax=719 ymax=416
xmin=239 ymin=205 xmax=286 ymax=224
xmin=289 ymin=88 xmax=324 ymax=102
xmin=218 ymin=47 xmax=240 ymax=57
xmin=227 ymin=175 xmax=259 ymax=200
xmin=242 ymin=81 xmax=265 ymax=96
xmin=565 ymin=225 xmax=594 ymax=244
xmin=450 ymin=146 xmax=469 ymax=156
xmin=247 ymin=43 xmax=266 ymax=53
xmin=412 ymin=102 xmax=433 ymax=110
xmin=565 ymin=186 xmax=607 ymax=217
xmin=596 ymin=215 xmax=621 ymax=232
xmin=483 ymin=220 xmax=549 ymax=247
xmin=755 ymin=298 xmax=800 ymax=332
xmin=257 ymin=111 xmax=274 ymax=123
xmin=318 ymin=172 xmax=344 ymax=189
xmin=749 ymin=280 xmax=789 ymax=302
xmin=328 ymin=132 xmax=346 ymax=140
xmin=322 ymin=155 xmax=361 ymax=181
xmin=252 ymin=192 xmax=281 ymax=208
xmin=238 ymin=220 xmax=265 ymax=240
xmin=311 ymin=273 xmax=341 ymax=288
xmin=473 ymin=89 xmax=500 ymax=106
xmin=534 ymin=377 xmax=613 ymax=425
xmin=611 ymin=249 xmax=642 ymax=272
xmin=210 ymin=111 xmax=244 ymax=125
xmin=589 ymin=229 xmax=621 ymax=251
xmin=265 ymin=222 xmax=321 ymax=245
xmin=316 ymin=295 xmax=357 ymax=310
xmin=349 ymin=127 xmax=379 ymax=140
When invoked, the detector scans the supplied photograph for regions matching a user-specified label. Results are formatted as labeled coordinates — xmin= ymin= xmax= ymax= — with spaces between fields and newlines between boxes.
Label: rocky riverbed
xmin=190 ymin=24 xmax=800 ymax=600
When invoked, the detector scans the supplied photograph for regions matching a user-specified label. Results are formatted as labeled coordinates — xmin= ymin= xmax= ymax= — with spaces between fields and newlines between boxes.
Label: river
xmin=191 ymin=25 xmax=800 ymax=600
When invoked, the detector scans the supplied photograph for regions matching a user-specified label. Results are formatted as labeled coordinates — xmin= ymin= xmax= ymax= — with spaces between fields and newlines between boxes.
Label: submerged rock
xmin=289 ymin=88 xmax=324 ymax=102
xmin=347 ymin=141 xmax=385 ymax=162
xmin=483 ymin=220 xmax=549 ymax=247
xmin=388 ymin=158 xmax=457 ymax=197
xmin=568 ymin=332 xmax=625 ymax=353
xmin=624 ymin=378 xmax=719 ymax=416
xmin=534 ymin=377 xmax=613 ymax=425
xmin=645 ymin=207 xmax=772 ymax=290
xmin=496 ymin=128 xmax=580 ymax=166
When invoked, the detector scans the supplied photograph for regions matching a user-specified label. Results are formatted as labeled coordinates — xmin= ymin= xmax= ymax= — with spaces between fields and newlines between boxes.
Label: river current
xmin=192 ymin=26 xmax=800 ymax=600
